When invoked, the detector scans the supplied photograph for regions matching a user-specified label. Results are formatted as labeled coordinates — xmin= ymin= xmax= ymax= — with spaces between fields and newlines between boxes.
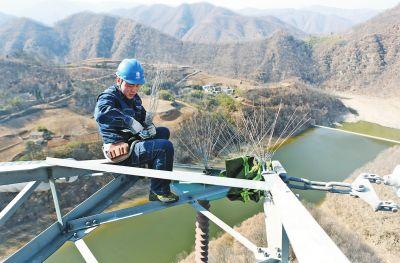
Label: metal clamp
xmin=361 ymin=173 xmax=383 ymax=184
xmin=271 ymin=162 xmax=399 ymax=213
xmin=255 ymin=247 xmax=281 ymax=263
xmin=377 ymin=201 xmax=399 ymax=213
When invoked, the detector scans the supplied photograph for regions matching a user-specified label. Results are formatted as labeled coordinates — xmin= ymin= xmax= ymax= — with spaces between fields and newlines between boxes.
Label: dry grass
xmin=320 ymin=146 xmax=400 ymax=263
xmin=0 ymin=143 xmax=24 ymax=162
xmin=0 ymin=107 xmax=98 ymax=161
xmin=0 ymin=135 xmax=21 ymax=148
xmin=0 ymin=93 xmax=195 ymax=161
xmin=178 ymin=213 xmax=266 ymax=263
xmin=337 ymin=92 xmax=400 ymax=129
xmin=0 ymin=108 xmax=97 ymax=137
xmin=304 ymin=204 xmax=383 ymax=263
xmin=72 ymin=132 xmax=100 ymax=143
xmin=153 ymin=101 xmax=197 ymax=132
xmin=178 ymin=204 xmax=382 ymax=263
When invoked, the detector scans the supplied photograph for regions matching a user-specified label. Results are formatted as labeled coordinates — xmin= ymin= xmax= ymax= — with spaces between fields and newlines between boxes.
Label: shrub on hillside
xmin=19 ymin=141 xmax=46 ymax=161
xmin=243 ymin=85 xmax=348 ymax=127
xmin=158 ymin=90 xmax=175 ymax=101
xmin=190 ymin=90 xmax=204 ymax=99
xmin=216 ymin=93 xmax=237 ymax=112
xmin=140 ymin=84 xmax=151 ymax=95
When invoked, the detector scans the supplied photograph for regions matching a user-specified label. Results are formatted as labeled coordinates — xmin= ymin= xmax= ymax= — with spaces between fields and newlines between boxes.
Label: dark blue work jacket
xmin=94 ymin=85 xmax=146 ymax=144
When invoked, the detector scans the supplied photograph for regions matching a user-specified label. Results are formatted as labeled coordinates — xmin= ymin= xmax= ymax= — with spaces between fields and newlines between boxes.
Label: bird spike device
xmin=234 ymin=101 xmax=310 ymax=171
xmin=146 ymin=67 xmax=163 ymax=120
xmin=176 ymin=112 xmax=241 ymax=171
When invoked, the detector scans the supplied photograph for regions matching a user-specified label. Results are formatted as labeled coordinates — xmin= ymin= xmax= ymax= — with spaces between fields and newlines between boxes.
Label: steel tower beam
xmin=4 ymin=174 xmax=138 ymax=262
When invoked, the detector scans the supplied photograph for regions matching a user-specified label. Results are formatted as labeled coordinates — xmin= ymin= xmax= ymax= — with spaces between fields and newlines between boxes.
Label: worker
xmin=94 ymin=58 xmax=179 ymax=203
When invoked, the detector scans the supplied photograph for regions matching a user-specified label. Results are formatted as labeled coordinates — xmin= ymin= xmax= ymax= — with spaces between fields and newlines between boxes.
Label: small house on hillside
xmin=202 ymin=84 xmax=234 ymax=95
xmin=30 ymin=131 xmax=45 ymax=140
xmin=30 ymin=131 xmax=53 ymax=141
xmin=221 ymin=86 xmax=234 ymax=95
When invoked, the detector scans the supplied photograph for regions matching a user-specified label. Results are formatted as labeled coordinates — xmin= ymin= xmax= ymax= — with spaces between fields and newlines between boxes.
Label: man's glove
xmin=103 ymin=142 xmax=131 ymax=163
xmin=130 ymin=117 xmax=144 ymax=134
xmin=144 ymin=112 xmax=154 ymax=126
xmin=147 ymin=124 xmax=157 ymax=137
xmin=143 ymin=112 xmax=156 ymax=139
xmin=138 ymin=125 xmax=157 ymax=140
xmin=138 ymin=129 xmax=151 ymax=140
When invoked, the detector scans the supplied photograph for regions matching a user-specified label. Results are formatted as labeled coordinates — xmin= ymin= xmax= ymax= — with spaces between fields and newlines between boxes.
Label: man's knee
xmin=155 ymin=127 xmax=170 ymax=140
xmin=159 ymin=139 xmax=173 ymax=153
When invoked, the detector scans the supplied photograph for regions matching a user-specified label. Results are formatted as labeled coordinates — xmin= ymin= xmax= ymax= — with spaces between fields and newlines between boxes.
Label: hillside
xmin=112 ymin=3 xmax=304 ymax=43
xmin=320 ymin=146 xmax=400 ymax=263
xmin=240 ymin=9 xmax=353 ymax=35
xmin=303 ymin=6 xmax=378 ymax=24
xmin=54 ymin=13 xmax=119 ymax=61
xmin=183 ymin=31 xmax=318 ymax=83
xmin=238 ymin=6 xmax=379 ymax=35
xmin=0 ymin=18 xmax=66 ymax=61
xmin=347 ymin=5 xmax=400 ymax=37
xmin=0 ymin=13 xmax=317 ymax=84
xmin=0 ymin=4 xmax=398 ymax=98
xmin=0 ymin=12 xmax=14 ymax=26
xmin=313 ymin=4 xmax=400 ymax=96
xmin=0 ymin=57 xmax=71 ymax=116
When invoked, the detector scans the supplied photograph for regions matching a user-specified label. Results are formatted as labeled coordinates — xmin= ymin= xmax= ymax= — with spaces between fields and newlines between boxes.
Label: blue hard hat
xmin=116 ymin=59 xmax=145 ymax=85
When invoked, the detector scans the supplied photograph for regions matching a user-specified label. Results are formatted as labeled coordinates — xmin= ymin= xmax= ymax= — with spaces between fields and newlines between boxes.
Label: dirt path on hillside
xmin=336 ymin=92 xmax=400 ymax=129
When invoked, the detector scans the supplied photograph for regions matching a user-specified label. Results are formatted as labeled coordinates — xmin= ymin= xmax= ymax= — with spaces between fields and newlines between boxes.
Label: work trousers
xmin=121 ymin=127 xmax=173 ymax=194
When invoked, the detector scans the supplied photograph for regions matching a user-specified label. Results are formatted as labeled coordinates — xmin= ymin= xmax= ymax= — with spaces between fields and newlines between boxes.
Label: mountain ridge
xmin=313 ymin=4 xmax=400 ymax=95
xmin=0 ymin=4 xmax=399 ymax=96
xmin=0 ymin=12 xmax=317 ymax=84
xmin=237 ymin=6 xmax=379 ymax=34
xmin=111 ymin=3 xmax=305 ymax=43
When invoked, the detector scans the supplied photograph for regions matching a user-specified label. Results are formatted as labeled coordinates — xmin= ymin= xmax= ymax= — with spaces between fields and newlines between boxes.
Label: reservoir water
xmin=46 ymin=122 xmax=399 ymax=263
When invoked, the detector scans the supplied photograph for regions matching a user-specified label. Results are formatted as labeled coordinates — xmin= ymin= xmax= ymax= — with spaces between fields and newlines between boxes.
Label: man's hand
xmin=107 ymin=142 xmax=129 ymax=160
xmin=130 ymin=118 xmax=144 ymax=134
xmin=138 ymin=124 xmax=157 ymax=140
xmin=144 ymin=112 xmax=154 ymax=126
xmin=147 ymin=124 xmax=157 ymax=137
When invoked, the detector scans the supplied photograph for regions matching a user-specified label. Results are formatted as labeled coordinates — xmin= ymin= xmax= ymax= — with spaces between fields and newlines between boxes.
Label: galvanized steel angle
xmin=5 ymin=175 xmax=137 ymax=262
xmin=67 ymin=187 xmax=228 ymax=232
xmin=46 ymin=157 xmax=268 ymax=190
xmin=0 ymin=180 xmax=41 ymax=226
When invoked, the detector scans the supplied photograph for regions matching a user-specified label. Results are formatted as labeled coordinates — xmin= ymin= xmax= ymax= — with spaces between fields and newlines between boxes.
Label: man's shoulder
xmin=133 ymin=94 xmax=142 ymax=104
xmin=98 ymin=85 xmax=119 ymax=99
xmin=103 ymin=85 xmax=118 ymax=95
